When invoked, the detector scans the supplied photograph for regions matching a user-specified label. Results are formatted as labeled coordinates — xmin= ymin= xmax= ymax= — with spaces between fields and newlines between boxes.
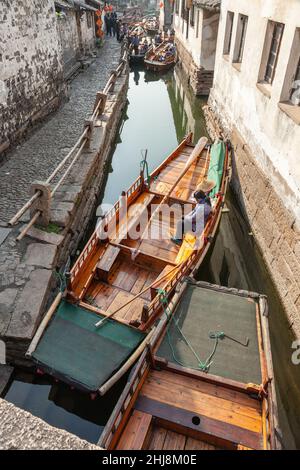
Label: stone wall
xmin=0 ymin=0 xmax=65 ymax=155
xmin=204 ymin=105 xmax=300 ymax=339
xmin=0 ymin=398 xmax=100 ymax=449
xmin=173 ymin=4 xmax=219 ymax=95
xmin=56 ymin=8 xmax=81 ymax=75
xmin=175 ymin=36 xmax=214 ymax=95
xmin=80 ymin=11 xmax=96 ymax=54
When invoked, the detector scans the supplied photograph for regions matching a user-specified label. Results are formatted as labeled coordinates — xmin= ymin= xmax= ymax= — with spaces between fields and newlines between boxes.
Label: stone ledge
xmin=0 ymin=398 xmax=100 ymax=450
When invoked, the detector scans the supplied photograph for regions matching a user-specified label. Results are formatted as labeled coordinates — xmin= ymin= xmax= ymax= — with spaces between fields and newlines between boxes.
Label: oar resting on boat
xmin=130 ymin=136 xmax=208 ymax=260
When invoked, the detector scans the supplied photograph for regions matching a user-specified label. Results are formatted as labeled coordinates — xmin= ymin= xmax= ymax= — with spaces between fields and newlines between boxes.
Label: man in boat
xmin=132 ymin=34 xmax=140 ymax=55
xmin=171 ymin=179 xmax=216 ymax=246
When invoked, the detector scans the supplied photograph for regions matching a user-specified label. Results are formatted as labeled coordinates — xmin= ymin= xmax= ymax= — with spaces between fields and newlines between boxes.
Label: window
xmin=279 ymin=28 xmax=300 ymax=121
xmin=265 ymin=22 xmax=284 ymax=83
xmin=196 ymin=9 xmax=200 ymax=38
xmin=258 ymin=21 xmax=284 ymax=86
xmin=87 ymin=12 xmax=92 ymax=29
xmin=190 ymin=5 xmax=195 ymax=27
xmin=292 ymin=58 xmax=300 ymax=105
xmin=181 ymin=0 xmax=185 ymax=18
xmin=223 ymin=11 xmax=234 ymax=55
xmin=175 ymin=0 xmax=179 ymax=15
xmin=233 ymin=14 xmax=248 ymax=64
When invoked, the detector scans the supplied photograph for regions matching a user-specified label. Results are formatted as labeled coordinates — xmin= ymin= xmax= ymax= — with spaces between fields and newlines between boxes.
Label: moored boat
xmin=144 ymin=41 xmax=177 ymax=72
xmin=144 ymin=17 xmax=159 ymax=35
xmin=129 ymin=38 xmax=151 ymax=65
xmin=26 ymin=134 xmax=230 ymax=396
xmin=98 ymin=280 xmax=281 ymax=450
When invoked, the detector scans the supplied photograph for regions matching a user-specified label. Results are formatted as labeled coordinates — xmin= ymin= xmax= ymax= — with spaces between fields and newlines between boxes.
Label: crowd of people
xmin=103 ymin=11 xmax=128 ymax=42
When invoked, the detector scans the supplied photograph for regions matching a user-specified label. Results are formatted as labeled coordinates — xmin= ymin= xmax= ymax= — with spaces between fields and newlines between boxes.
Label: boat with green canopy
xmin=26 ymin=134 xmax=230 ymax=395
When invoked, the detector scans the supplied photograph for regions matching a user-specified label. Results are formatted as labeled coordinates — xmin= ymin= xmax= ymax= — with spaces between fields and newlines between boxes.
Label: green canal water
xmin=4 ymin=66 xmax=300 ymax=449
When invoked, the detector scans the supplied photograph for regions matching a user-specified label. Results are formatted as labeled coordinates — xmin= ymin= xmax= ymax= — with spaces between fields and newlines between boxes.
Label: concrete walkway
xmin=0 ymin=38 xmax=121 ymax=224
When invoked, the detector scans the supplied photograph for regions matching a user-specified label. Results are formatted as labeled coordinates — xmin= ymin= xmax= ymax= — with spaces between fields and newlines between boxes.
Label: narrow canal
xmin=3 ymin=65 xmax=300 ymax=449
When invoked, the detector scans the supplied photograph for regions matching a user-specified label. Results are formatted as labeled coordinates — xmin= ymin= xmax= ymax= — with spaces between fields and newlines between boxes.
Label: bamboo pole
xmin=94 ymin=262 xmax=182 ymax=328
xmin=16 ymin=211 xmax=40 ymax=242
xmin=26 ymin=292 xmax=63 ymax=357
xmin=8 ymin=129 xmax=88 ymax=227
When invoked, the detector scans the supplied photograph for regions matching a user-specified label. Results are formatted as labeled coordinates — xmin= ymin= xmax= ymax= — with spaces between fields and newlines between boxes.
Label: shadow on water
xmin=3 ymin=66 xmax=300 ymax=448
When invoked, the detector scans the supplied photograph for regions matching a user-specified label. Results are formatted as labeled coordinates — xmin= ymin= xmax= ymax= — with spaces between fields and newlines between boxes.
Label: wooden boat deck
xmin=99 ymin=282 xmax=280 ymax=451
xmin=71 ymin=139 xmax=211 ymax=328
xmin=116 ymin=368 xmax=262 ymax=450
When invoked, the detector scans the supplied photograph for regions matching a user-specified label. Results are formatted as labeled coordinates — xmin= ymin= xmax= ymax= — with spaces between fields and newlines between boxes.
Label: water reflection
xmin=4 ymin=369 xmax=126 ymax=444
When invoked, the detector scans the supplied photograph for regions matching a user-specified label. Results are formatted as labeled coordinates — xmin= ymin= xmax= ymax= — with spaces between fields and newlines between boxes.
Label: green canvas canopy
xmin=32 ymin=300 xmax=146 ymax=392
xmin=207 ymin=140 xmax=226 ymax=197
xmin=158 ymin=281 xmax=262 ymax=385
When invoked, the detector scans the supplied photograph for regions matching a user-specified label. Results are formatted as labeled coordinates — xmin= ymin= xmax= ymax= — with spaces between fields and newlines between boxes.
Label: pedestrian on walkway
xmin=116 ymin=19 xmax=121 ymax=41
xmin=104 ymin=12 xmax=111 ymax=36
xmin=111 ymin=13 xmax=117 ymax=37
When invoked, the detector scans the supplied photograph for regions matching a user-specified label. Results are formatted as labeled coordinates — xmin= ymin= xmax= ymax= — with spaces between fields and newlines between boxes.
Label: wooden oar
xmin=131 ymin=136 xmax=208 ymax=260
xmin=94 ymin=261 xmax=182 ymax=328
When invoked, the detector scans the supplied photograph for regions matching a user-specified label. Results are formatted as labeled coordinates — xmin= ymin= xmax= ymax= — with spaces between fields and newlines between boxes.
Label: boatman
xmin=171 ymin=179 xmax=216 ymax=246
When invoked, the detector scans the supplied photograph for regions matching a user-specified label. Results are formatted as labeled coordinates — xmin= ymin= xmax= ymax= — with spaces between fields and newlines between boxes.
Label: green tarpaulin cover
xmin=158 ymin=283 xmax=262 ymax=385
xmin=32 ymin=300 xmax=146 ymax=392
xmin=208 ymin=141 xmax=226 ymax=197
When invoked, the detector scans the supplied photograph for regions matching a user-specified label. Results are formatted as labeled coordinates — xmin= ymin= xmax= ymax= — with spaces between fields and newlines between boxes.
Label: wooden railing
xmin=9 ymin=46 xmax=129 ymax=241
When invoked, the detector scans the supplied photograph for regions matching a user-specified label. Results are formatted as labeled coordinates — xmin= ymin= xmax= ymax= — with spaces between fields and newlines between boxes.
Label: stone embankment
xmin=0 ymin=398 xmax=100 ymax=450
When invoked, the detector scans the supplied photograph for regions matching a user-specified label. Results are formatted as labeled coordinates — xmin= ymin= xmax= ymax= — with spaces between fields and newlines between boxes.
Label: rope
xmin=158 ymin=289 xmax=222 ymax=372
xmin=140 ymin=149 xmax=150 ymax=187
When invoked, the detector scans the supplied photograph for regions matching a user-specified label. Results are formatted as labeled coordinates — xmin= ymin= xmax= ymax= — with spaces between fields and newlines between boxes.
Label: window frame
xmin=223 ymin=11 xmax=234 ymax=56
xmin=232 ymin=14 xmax=248 ymax=65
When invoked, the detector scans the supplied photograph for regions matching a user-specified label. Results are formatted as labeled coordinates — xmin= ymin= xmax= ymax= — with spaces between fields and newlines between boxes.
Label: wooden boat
xmin=129 ymin=39 xmax=151 ymax=65
xmin=98 ymin=280 xmax=282 ymax=451
xmin=144 ymin=17 xmax=159 ymax=35
xmin=128 ymin=24 xmax=146 ymax=40
xmin=27 ymin=134 xmax=230 ymax=396
xmin=144 ymin=41 xmax=177 ymax=72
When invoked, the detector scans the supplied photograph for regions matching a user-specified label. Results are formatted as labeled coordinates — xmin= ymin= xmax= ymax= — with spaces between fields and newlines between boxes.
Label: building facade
xmin=0 ymin=0 xmax=97 ymax=156
xmin=205 ymin=0 xmax=300 ymax=337
xmin=0 ymin=0 xmax=64 ymax=155
xmin=55 ymin=1 xmax=96 ymax=77
xmin=173 ymin=0 xmax=220 ymax=95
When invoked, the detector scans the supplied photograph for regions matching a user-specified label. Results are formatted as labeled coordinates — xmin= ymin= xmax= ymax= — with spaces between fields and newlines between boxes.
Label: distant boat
xmin=27 ymin=134 xmax=230 ymax=396
xmin=144 ymin=17 xmax=159 ymax=34
xmin=99 ymin=280 xmax=281 ymax=451
xmin=144 ymin=41 xmax=177 ymax=72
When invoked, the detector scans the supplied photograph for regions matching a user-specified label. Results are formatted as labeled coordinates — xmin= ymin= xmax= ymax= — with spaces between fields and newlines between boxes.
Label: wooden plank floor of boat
xmin=74 ymin=142 xmax=210 ymax=325
xmin=116 ymin=369 xmax=264 ymax=450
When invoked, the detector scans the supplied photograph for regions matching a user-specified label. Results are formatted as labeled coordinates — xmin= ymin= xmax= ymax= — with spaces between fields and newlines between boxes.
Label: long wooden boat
xmin=129 ymin=39 xmax=151 ymax=65
xmin=26 ymin=134 xmax=230 ymax=395
xmin=144 ymin=41 xmax=177 ymax=72
xmin=98 ymin=280 xmax=282 ymax=451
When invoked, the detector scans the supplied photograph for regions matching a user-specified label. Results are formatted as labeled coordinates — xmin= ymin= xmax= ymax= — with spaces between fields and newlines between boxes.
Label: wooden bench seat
xmin=96 ymin=245 xmax=120 ymax=282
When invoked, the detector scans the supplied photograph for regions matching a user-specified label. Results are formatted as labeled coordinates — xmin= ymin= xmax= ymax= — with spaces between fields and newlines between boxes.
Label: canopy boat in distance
xmin=99 ymin=280 xmax=281 ymax=451
xmin=27 ymin=134 xmax=230 ymax=395
xmin=144 ymin=41 xmax=177 ymax=72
